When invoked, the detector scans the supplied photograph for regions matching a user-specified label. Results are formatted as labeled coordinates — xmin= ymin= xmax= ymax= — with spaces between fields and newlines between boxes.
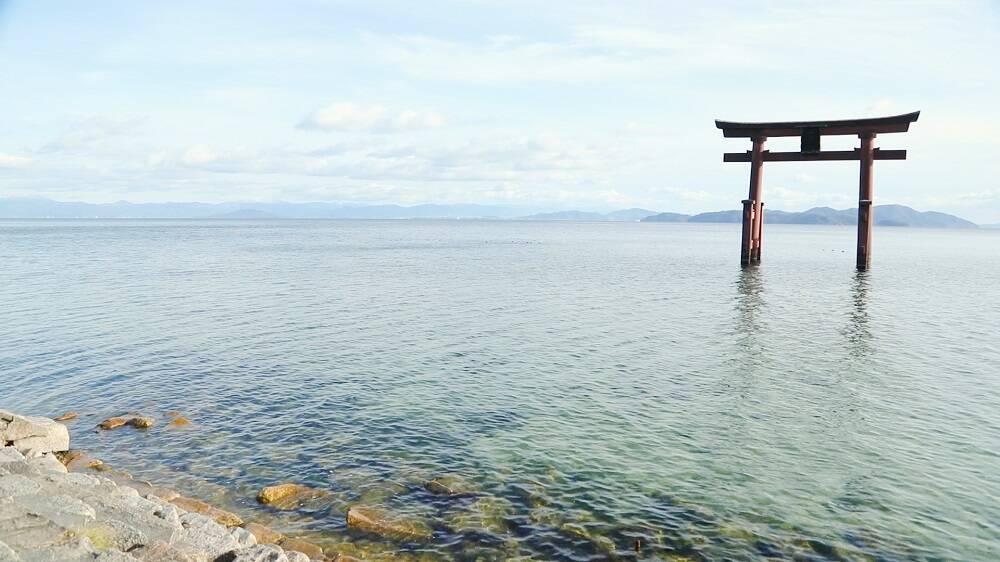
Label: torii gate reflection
xmin=716 ymin=111 xmax=920 ymax=270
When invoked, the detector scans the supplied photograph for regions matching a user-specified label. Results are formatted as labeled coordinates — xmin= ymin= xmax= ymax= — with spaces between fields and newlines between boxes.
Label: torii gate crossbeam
xmin=716 ymin=111 xmax=919 ymax=270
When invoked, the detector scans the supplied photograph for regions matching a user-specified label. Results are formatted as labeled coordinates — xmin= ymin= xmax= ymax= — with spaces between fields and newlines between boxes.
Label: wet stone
xmin=98 ymin=418 xmax=128 ymax=430
xmin=276 ymin=538 xmax=323 ymax=560
xmin=345 ymin=506 xmax=431 ymax=541
xmin=168 ymin=416 xmax=193 ymax=428
xmin=256 ymin=484 xmax=323 ymax=510
xmin=242 ymin=522 xmax=284 ymax=545
xmin=53 ymin=412 xmax=78 ymax=422
xmin=171 ymin=496 xmax=244 ymax=527
xmin=128 ymin=417 xmax=155 ymax=429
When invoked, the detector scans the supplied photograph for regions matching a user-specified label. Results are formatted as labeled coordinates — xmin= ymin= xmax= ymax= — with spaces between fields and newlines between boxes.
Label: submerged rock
xmin=345 ymin=506 xmax=431 ymax=541
xmin=98 ymin=416 xmax=155 ymax=430
xmin=128 ymin=417 xmax=155 ymax=429
xmin=54 ymin=412 xmax=79 ymax=422
xmin=98 ymin=417 xmax=128 ymax=430
xmin=256 ymin=483 xmax=324 ymax=509
xmin=444 ymin=496 xmax=514 ymax=535
xmin=424 ymin=476 xmax=477 ymax=496
xmin=168 ymin=416 xmax=193 ymax=427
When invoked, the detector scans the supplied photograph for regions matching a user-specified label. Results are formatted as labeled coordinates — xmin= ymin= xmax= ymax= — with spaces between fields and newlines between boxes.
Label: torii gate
xmin=716 ymin=111 xmax=919 ymax=270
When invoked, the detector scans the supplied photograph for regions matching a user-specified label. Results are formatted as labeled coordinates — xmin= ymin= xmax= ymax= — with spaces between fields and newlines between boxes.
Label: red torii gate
xmin=716 ymin=111 xmax=919 ymax=270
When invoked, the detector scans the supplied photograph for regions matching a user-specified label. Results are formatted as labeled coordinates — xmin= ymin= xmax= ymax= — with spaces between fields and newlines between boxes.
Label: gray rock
xmin=0 ymin=447 xmax=26 ymax=464
xmin=0 ymin=475 xmax=42 ymax=498
xmin=176 ymin=512 xmax=241 ymax=560
xmin=25 ymin=455 xmax=65 ymax=475
xmin=0 ymin=500 xmax=66 ymax=550
xmin=16 ymin=536 xmax=96 ymax=562
xmin=95 ymin=551 xmax=142 ymax=562
xmin=128 ymin=540 xmax=203 ymax=562
xmin=14 ymin=493 xmax=96 ymax=528
xmin=0 ymin=414 xmax=69 ymax=457
xmin=0 ymin=462 xmax=40 ymax=478
xmin=215 ymin=544 xmax=288 ymax=562
xmin=228 ymin=527 xmax=256 ymax=549
xmin=284 ymin=552 xmax=309 ymax=562
xmin=0 ymin=540 xmax=20 ymax=562
xmin=79 ymin=519 xmax=148 ymax=551
xmin=152 ymin=504 xmax=181 ymax=527
xmin=82 ymin=493 xmax=183 ymax=544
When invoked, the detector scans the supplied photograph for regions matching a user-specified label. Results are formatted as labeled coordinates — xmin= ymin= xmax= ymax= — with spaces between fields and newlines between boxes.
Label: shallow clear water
xmin=1 ymin=220 xmax=998 ymax=561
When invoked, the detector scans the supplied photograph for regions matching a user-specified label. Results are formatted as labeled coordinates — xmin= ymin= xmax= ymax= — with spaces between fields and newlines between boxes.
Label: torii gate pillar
xmin=717 ymin=112 xmax=919 ymax=270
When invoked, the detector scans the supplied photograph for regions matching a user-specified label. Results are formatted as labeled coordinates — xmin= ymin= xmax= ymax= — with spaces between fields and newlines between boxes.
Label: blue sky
xmin=1 ymin=1 xmax=999 ymax=220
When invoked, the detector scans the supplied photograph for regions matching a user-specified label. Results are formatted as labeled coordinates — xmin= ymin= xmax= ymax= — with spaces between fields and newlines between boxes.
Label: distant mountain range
xmin=0 ymin=197 xmax=980 ymax=227
xmin=642 ymin=205 xmax=977 ymax=228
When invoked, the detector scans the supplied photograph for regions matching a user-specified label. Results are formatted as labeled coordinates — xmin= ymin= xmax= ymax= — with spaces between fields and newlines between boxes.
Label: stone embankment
xmin=0 ymin=410 xmax=326 ymax=562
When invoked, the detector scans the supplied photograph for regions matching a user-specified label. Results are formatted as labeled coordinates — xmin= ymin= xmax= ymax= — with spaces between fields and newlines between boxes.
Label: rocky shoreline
xmin=0 ymin=410 xmax=345 ymax=562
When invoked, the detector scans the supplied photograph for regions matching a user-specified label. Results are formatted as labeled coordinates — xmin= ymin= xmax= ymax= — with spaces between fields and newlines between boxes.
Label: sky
xmin=1 ymin=0 xmax=999 ymax=221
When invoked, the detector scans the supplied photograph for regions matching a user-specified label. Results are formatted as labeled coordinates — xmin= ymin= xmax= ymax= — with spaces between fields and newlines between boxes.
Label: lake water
xmin=1 ymin=220 xmax=998 ymax=561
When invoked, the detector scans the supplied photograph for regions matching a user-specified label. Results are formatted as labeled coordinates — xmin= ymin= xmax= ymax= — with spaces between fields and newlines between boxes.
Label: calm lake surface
xmin=1 ymin=220 xmax=998 ymax=561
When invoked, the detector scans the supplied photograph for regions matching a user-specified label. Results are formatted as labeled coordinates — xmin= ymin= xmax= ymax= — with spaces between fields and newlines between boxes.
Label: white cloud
xmin=39 ymin=115 xmax=147 ymax=154
xmin=298 ymin=102 xmax=444 ymax=133
xmin=0 ymin=153 xmax=32 ymax=168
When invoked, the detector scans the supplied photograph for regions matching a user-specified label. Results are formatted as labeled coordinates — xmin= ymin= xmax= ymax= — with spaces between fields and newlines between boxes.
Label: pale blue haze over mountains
xmin=0 ymin=197 xmax=978 ymax=228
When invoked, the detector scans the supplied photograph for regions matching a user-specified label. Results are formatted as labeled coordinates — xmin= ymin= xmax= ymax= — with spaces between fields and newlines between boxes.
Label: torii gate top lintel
xmin=715 ymin=111 xmax=919 ymax=138
xmin=716 ymin=111 xmax=920 ymax=270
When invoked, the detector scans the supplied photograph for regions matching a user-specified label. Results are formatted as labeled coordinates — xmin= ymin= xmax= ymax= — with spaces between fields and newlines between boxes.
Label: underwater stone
xmin=345 ymin=506 xmax=431 ymax=541
xmin=424 ymin=476 xmax=477 ymax=496
xmin=98 ymin=418 xmax=128 ymax=430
